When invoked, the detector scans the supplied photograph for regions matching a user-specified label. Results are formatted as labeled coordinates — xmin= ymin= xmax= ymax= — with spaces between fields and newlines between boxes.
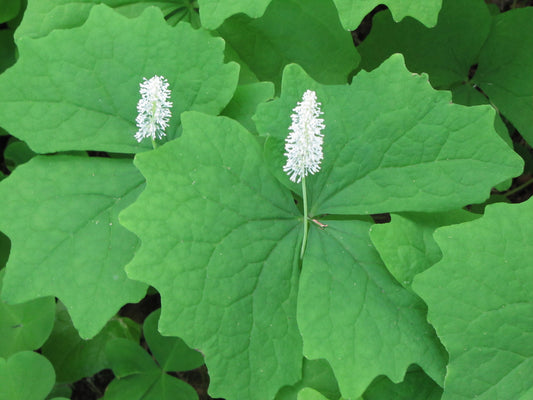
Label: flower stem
xmin=151 ymin=139 xmax=159 ymax=150
xmin=300 ymin=176 xmax=309 ymax=259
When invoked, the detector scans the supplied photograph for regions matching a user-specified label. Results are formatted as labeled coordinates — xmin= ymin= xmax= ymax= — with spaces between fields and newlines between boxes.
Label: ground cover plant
xmin=0 ymin=0 xmax=531 ymax=399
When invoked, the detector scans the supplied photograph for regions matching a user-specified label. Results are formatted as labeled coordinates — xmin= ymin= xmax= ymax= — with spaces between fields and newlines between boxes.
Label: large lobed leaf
xmin=255 ymin=55 xmax=523 ymax=216
xmin=0 ymin=156 xmax=146 ymax=338
xmin=413 ymin=198 xmax=533 ymax=400
xmin=120 ymin=112 xmax=303 ymax=400
xmin=0 ymin=5 xmax=239 ymax=153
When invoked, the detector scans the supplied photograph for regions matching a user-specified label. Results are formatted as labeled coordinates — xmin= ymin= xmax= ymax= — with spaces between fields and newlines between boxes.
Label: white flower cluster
xmin=135 ymin=75 xmax=172 ymax=143
xmin=283 ymin=90 xmax=325 ymax=183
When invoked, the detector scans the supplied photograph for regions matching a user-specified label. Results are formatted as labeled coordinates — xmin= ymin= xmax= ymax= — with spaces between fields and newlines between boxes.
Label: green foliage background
xmin=0 ymin=0 xmax=531 ymax=399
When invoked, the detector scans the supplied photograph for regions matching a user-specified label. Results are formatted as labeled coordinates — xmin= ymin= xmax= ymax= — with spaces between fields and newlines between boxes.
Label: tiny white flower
xmin=283 ymin=90 xmax=325 ymax=183
xmin=135 ymin=75 xmax=172 ymax=143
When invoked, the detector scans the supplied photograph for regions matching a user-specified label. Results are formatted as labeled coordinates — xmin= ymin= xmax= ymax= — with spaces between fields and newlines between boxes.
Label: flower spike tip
xmin=135 ymin=75 xmax=173 ymax=143
xmin=283 ymin=90 xmax=325 ymax=183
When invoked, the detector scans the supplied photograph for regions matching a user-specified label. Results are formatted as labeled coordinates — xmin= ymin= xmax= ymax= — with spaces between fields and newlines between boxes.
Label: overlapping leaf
xmin=0 ymin=156 xmax=146 ymax=338
xmin=0 ymin=5 xmax=239 ymax=153
xmin=218 ymin=0 xmax=359 ymax=87
xmin=198 ymin=0 xmax=271 ymax=29
xmin=370 ymin=210 xmax=478 ymax=289
xmin=358 ymin=0 xmax=533 ymax=143
xmin=413 ymin=199 xmax=533 ymax=400
xmin=363 ymin=366 xmax=442 ymax=400
xmin=332 ymin=0 xmax=442 ymax=30
xmin=120 ymin=112 xmax=303 ymax=400
xmin=255 ymin=55 xmax=523 ymax=216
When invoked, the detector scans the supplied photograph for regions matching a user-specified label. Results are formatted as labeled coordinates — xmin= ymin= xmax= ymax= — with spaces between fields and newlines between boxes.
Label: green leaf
xmin=218 ymin=0 xmax=359 ymax=87
xmin=357 ymin=0 xmax=491 ymax=89
xmin=297 ymin=387 xmax=329 ymax=400
xmin=103 ymin=372 xmax=198 ymax=400
xmin=42 ymin=302 xmax=141 ymax=383
xmin=298 ymin=220 xmax=447 ymax=399
xmin=106 ymin=338 xmax=158 ymax=377
xmin=0 ymin=270 xmax=55 ymax=358
xmin=0 ymin=5 xmax=239 ymax=153
xmin=276 ymin=359 xmax=341 ymax=400
xmin=0 ymin=29 xmax=16 ymax=74
xmin=363 ymin=366 xmax=442 ymax=400
xmin=0 ymin=351 xmax=55 ymax=400
xmin=198 ymin=0 xmax=271 ymax=29
xmin=254 ymin=57 xmax=523 ymax=215
xmin=332 ymin=0 xmax=442 ymax=30
xmin=221 ymin=82 xmax=275 ymax=133
xmin=0 ymin=0 xmax=20 ymax=23
xmin=0 ymin=156 xmax=146 ymax=338
xmin=4 ymin=140 xmax=36 ymax=172
xmin=15 ymin=0 xmax=187 ymax=39
xmin=144 ymin=309 xmax=204 ymax=372
xmin=369 ymin=210 xmax=478 ymax=289
xmin=473 ymin=7 xmax=533 ymax=144
xmin=413 ymin=199 xmax=533 ymax=400
xmin=105 ymin=338 xmax=199 ymax=400
xmin=120 ymin=112 xmax=303 ymax=400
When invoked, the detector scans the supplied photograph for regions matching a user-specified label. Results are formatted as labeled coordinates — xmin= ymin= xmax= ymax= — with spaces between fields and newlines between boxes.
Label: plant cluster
xmin=0 ymin=0 xmax=531 ymax=399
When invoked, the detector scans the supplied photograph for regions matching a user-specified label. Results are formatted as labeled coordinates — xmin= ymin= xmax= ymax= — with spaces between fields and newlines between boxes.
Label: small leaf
xmin=0 ymin=351 xmax=55 ymax=400
xmin=42 ymin=302 xmax=141 ymax=383
xmin=143 ymin=309 xmax=204 ymax=372
xmin=105 ymin=338 xmax=199 ymax=400
xmin=0 ymin=156 xmax=147 ymax=338
xmin=106 ymin=338 xmax=158 ymax=377
xmin=297 ymin=387 xmax=329 ymax=400
xmin=0 ymin=270 xmax=55 ymax=358
xmin=298 ymin=220 xmax=447 ymax=399
xmin=370 ymin=210 xmax=478 ymax=289
xmin=413 ymin=198 xmax=533 ymax=400
xmin=0 ymin=5 xmax=239 ymax=153
xmin=120 ymin=112 xmax=303 ymax=400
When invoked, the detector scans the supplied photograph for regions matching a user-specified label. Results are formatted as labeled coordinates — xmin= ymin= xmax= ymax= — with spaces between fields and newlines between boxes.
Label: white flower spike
xmin=135 ymin=75 xmax=172 ymax=143
xmin=283 ymin=89 xmax=325 ymax=183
